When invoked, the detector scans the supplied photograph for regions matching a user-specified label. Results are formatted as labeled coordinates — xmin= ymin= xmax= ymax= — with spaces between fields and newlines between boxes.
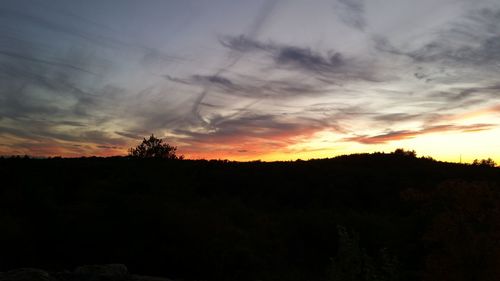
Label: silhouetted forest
xmin=1 ymin=152 xmax=499 ymax=281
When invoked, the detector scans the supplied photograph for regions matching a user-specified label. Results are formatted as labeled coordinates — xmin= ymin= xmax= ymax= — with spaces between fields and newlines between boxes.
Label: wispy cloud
xmin=275 ymin=47 xmax=344 ymax=73
xmin=220 ymin=35 xmax=380 ymax=81
xmin=167 ymin=73 xmax=333 ymax=99
xmin=374 ymin=7 xmax=500 ymax=70
xmin=347 ymin=123 xmax=495 ymax=144
xmin=173 ymin=112 xmax=334 ymax=159
xmin=187 ymin=0 xmax=280 ymax=125
xmin=334 ymin=0 xmax=366 ymax=30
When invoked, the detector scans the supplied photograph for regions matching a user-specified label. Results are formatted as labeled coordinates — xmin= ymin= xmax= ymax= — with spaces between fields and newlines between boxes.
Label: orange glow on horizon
xmin=2 ymin=119 xmax=499 ymax=166
xmin=180 ymin=126 xmax=500 ymax=164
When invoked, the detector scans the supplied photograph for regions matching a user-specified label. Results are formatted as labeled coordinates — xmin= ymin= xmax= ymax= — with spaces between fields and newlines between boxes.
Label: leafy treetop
xmin=472 ymin=158 xmax=496 ymax=167
xmin=128 ymin=134 xmax=182 ymax=159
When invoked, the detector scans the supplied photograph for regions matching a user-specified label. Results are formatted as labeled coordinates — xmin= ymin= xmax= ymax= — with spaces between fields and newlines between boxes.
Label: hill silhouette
xmin=1 ymin=152 xmax=499 ymax=281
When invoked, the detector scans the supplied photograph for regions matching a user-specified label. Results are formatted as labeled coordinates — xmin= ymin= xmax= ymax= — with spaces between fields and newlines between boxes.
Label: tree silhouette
xmin=128 ymin=134 xmax=182 ymax=159
xmin=393 ymin=148 xmax=416 ymax=158
xmin=472 ymin=158 xmax=496 ymax=167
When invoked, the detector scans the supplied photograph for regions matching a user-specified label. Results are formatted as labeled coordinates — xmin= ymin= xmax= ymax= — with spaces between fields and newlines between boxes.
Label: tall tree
xmin=128 ymin=134 xmax=182 ymax=159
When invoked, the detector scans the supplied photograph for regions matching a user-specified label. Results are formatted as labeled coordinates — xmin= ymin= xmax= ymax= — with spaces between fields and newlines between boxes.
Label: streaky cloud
xmin=0 ymin=50 xmax=98 ymax=76
xmin=220 ymin=35 xmax=381 ymax=82
xmin=275 ymin=47 xmax=344 ymax=73
xmin=347 ymin=123 xmax=495 ymax=144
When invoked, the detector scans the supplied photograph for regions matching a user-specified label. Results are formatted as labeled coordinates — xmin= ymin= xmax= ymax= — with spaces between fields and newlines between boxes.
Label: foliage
xmin=421 ymin=181 xmax=500 ymax=281
xmin=328 ymin=226 xmax=399 ymax=281
xmin=392 ymin=148 xmax=416 ymax=158
xmin=1 ymin=153 xmax=499 ymax=281
xmin=472 ymin=158 xmax=496 ymax=167
xmin=128 ymin=134 xmax=182 ymax=159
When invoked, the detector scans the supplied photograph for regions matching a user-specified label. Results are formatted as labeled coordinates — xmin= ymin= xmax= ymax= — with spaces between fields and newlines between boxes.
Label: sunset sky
xmin=1 ymin=0 xmax=500 ymax=162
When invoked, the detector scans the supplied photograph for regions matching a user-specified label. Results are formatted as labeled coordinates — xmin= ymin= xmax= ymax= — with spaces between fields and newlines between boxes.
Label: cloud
xmin=275 ymin=47 xmax=344 ymax=73
xmin=220 ymin=35 xmax=380 ymax=82
xmin=347 ymin=123 xmax=495 ymax=144
xmin=442 ymin=84 xmax=500 ymax=102
xmin=220 ymin=36 xmax=346 ymax=73
xmin=97 ymin=145 xmax=120 ymax=149
xmin=114 ymin=131 xmax=143 ymax=139
xmin=0 ymin=48 xmax=129 ymax=156
xmin=244 ymin=0 xmax=280 ymax=38
xmin=219 ymin=35 xmax=270 ymax=52
xmin=186 ymin=0 xmax=280 ymax=125
xmin=2 ymin=0 xmax=500 ymax=160
xmin=414 ymin=84 xmax=500 ymax=114
xmin=334 ymin=0 xmax=366 ymax=30
xmin=374 ymin=8 xmax=500 ymax=69
xmin=0 ymin=120 xmax=128 ymax=157
xmin=168 ymin=73 xmax=332 ymax=99
xmin=192 ymin=75 xmax=234 ymax=87
xmin=0 ymin=50 xmax=98 ymax=76
xmin=0 ymin=7 xmax=123 ymax=50
xmin=173 ymin=112 xmax=335 ymax=159
xmin=0 ymin=5 xmax=173 ymax=56
xmin=373 ymin=113 xmax=425 ymax=122
xmin=0 ymin=3 xmax=188 ymax=156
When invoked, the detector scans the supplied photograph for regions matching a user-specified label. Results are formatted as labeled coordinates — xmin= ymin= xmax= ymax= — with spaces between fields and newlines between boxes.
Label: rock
xmin=0 ymin=268 xmax=55 ymax=281
xmin=74 ymin=264 xmax=128 ymax=281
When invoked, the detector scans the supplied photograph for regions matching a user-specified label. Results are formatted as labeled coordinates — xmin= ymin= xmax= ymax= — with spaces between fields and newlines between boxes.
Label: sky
xmin=1 ymin=0 xmax=500 ymax=162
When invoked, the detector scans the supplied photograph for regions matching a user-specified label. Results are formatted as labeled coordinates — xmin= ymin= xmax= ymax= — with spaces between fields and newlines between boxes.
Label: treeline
xmin=1 ymin=152 xmax=499 ymax=281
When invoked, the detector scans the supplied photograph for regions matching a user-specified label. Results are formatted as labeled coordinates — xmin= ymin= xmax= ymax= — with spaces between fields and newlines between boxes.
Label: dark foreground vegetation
xmin=1 ymin=152 xmax=500 ymax=281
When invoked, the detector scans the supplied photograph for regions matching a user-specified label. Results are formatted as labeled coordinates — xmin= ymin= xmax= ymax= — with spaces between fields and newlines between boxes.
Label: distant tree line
xmin=3 ymin=139 xmax=498 ymax=169
xmin=472 ymin=158 xmax=496 ymax=167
